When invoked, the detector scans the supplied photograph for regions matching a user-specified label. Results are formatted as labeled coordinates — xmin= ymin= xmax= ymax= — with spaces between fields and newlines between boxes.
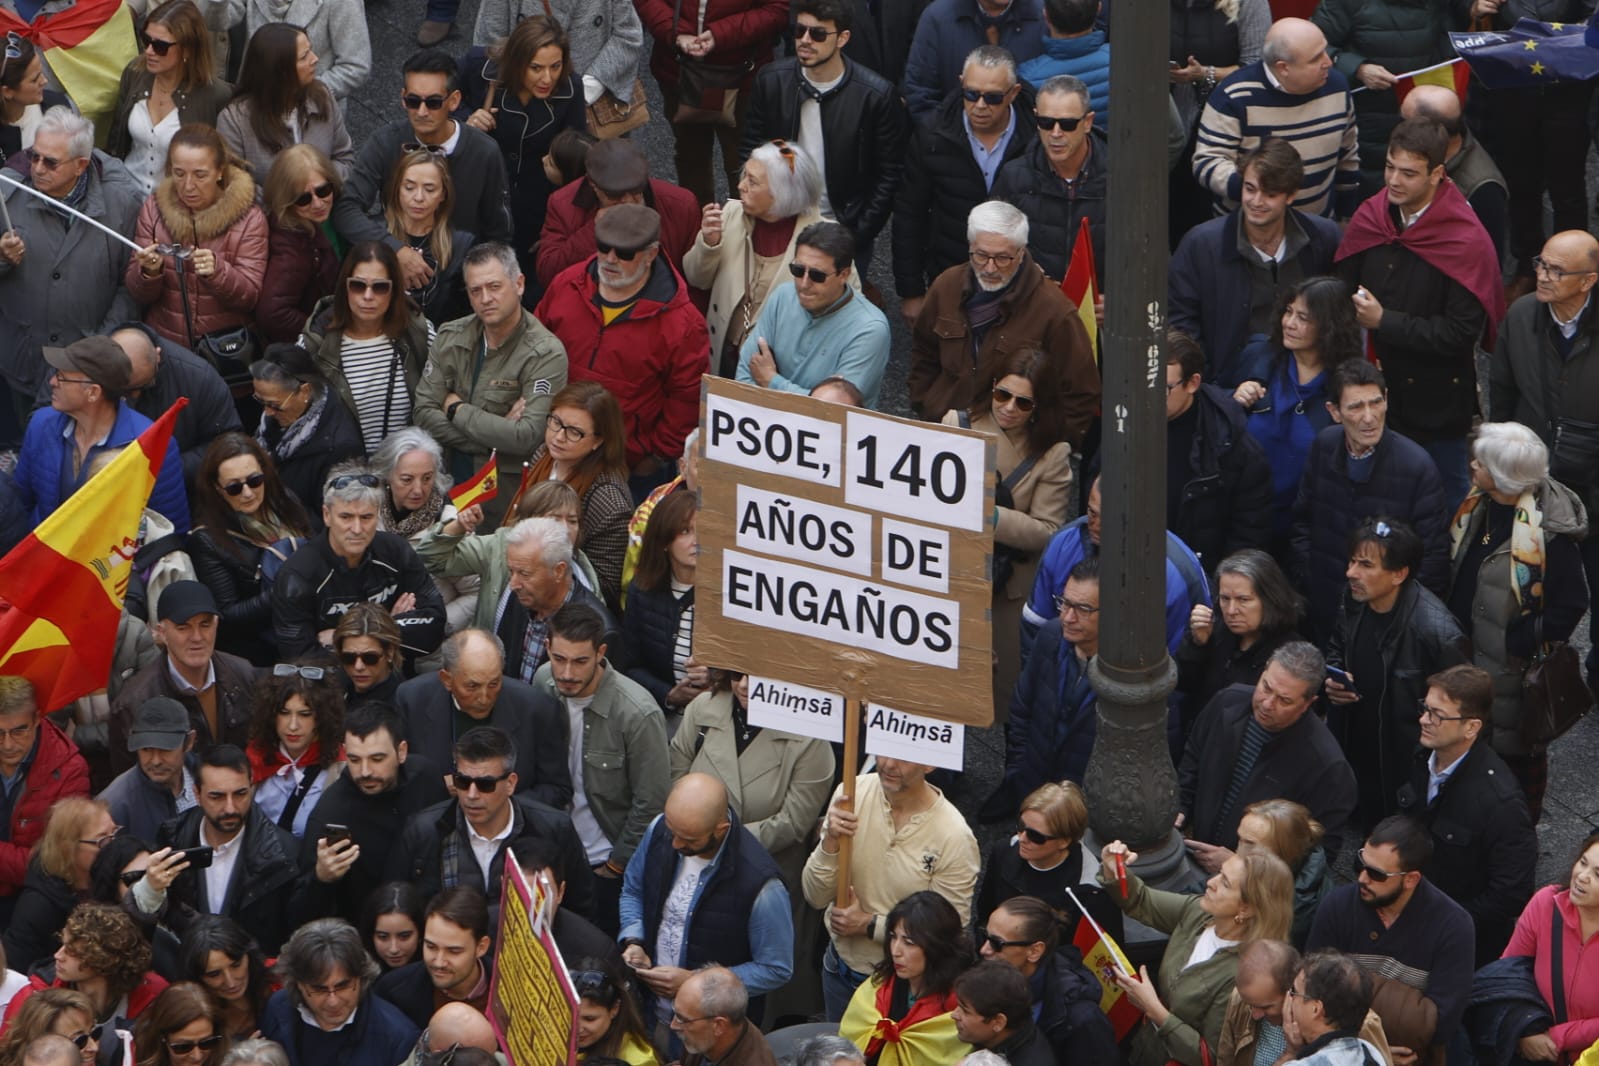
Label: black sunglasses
xmin=294 ymin=181 xmax=335 ymax=207
xmin=788 ymin=261 xmax=836 ymax=284
xmin=339 ymin=650 xmax=384 ymax=667
xmin=992 ymin=385 xmax=1036 ymax=413
xmin=595 ymin=238 xmax=647 ymax=261
xmin=63 ymin=1032 xmax=94 ymax=1051
xmin=165 ymin=1036 xmax=223 ymax=1055
xmin=1016 ymin=822 xmax=1059 ymax=845
xmin=962 ymin=87 xmax=1008 ymax=106
xmin=1035 ymin=114 xmax=1087 ymax=132
xmin=274 ymin=663 xmax=327 ymax=680
xmin=452 ymin=770 xmax=512 ymax=793
xmin=792 ymin=23 xmax=841 ymax=41
xmin=402 ymin=93 xmax=449 ymax=112
xmin=400 ymin=141 xmax=450 ymax=156
xmin=221 ymin=471 xmax=265 ymax=496
xmin=347 ymin=277 xmax=393 ymax=295
xmin=981 ymin=931 xmax=1036 ymax=953
xmin=328 ymin=473 xmax=381 ymax=490
xmin=140 ymin=32 xmax=176 ymax=56
xmin=1355 ymin=848 xmax=1409 ymax=883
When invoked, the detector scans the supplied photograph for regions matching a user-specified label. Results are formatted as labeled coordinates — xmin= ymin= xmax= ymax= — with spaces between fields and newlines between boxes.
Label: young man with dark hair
xmin=375 ymin=885 xmax=494 ymax=1027
xmin=978 ymin=897 xmax=1116 ymax=1066
xmin=1324 ymin=517 xmax=1470 ymax=828
xmin=1398 ymin=85 xmax=1507 ymax=262
xmin=1284 ymin=951 xmax=1385 ymax=1066
xmin=952 ymin=960 xmax=1057 ymax=1066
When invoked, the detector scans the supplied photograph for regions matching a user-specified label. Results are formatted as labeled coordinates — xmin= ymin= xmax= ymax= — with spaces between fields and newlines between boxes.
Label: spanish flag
xmin=1060 ymin=215 xmax=1099 ymax=361
xmin=0 ymin=0 xmax=140 ymax=141
xmin=1066 ymin=887 xmax=1142 ymax=1040
xmin=0 ymin=400 xmax=183 ymax=712
xmin=1393 ymin=58 xmax=1471 ymax=104
xmin=449 ymin=450 xmax=500 ymax=512
xmin=499 ymin=460 xmax=534 ymax=529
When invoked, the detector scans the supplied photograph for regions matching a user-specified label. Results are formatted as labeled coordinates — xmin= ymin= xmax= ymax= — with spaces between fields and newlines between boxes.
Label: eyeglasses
xmin=347 ymin=277 xmax=394 ymax=295
xmin=400 ymin=141 xmax=450 ymax=156
xmin=274 ymin=663 xmax=328 ymax=680
xmin=328 ymin=473 xmax=381 ymax=490
xmin=27 ymin=148 xmax=68 ymax=172
xmin=1016 ymin=821 xmax=1058 ymax=845
xmin=339 ymin=650 xmax=385 ymax=667
xmin=1531 ymin=256 xmax=1595 ymax=280
xmin=294 ymin=181 xmax=335 ymax=207
xmin=302 ymin=977 xmax=358 ymax=998
xmin=992 ymin=385 xmax=1036 ymax=413
xmin=792 ymin=23 xmax=841 ymax=41
xmin=981 ymin=931 xmax=1036 ymax=953
xmin=1035 ymin=114 xmax=1087 ymax=132
xmin=1417 ymin=699 xmax=1468 ymax=724
xmin=79 ymin=828 xmax=121 ymax=849
xmin=596 ymin=239 xmax=648 ymax=261
xmin=671 ymin=1011 xmax=713 ymax=1026
xmin=164 ymin=1035 xmax=223 ymax=1055
xmin=969 ymin=250 xmax=1017 ymax=269
xmin=401 ymin=93 xmax=449 ymax=112
xmin=1355 ymin=848 xmax=1409 ymax=883
xmin=1053 ymin=595 xmax=1100 ymax=617
xmin=141 ymin=32 xmax=177 ymax=55
xmin=63 ymin=1032 xmax=94 ymax=1051
xmin=962 ymin=87 xmax=1009 ymax=105
xmin=789 ymin=261 xmax=837 ymax=284
xmin=253 ymin=389 xmax=299 ymax=413
xmin=546 ymin=413 xmax=589 ymax=443
xmin=120 ymin=869 xmax=147 ymax=886
xmin=452 ymin=770 xmax=513 ymax=793
xmin=221 ymin=471 xmax=266 ymax=496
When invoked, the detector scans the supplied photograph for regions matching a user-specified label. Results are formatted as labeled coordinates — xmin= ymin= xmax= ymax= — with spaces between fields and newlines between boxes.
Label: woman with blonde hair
xmin=332 ymin=602 xmax=404 ymax=704
xmin=257 ymin=144 xmax=344 ymax=343
xmin=382 ymin=149 xmax=474 ymax=326
xmin=1233 ymin=799 xmax=1330 ymax=947
xmin=0 ymin=988 xmax=111 ymax=1066
xmin=1100 ymin=841 xmax=1293 ymax=1066
xmin=2 ymin=800 xmax=119 ymax=974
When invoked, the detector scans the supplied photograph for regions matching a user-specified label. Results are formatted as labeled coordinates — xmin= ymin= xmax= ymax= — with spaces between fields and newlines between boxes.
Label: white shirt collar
xmin=296 ymin=1002 xmax=359 ymax=1032
xmin=166 ymin=657 xmax=216 ymax=694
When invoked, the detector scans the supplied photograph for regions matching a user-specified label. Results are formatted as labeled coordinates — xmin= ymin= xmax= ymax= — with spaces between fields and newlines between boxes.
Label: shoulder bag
xmin=175 ymin=250 xmax=257 ymax=393
xmin=532 ymin=0 xmax=650 ymax=138
xmin=669 ymin=0 xmax=749 ymax=127
xmin=1522 ymin=615 xmax=1593 ymax=746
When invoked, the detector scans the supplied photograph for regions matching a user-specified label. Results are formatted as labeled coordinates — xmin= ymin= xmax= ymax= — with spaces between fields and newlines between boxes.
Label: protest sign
xmin=490 ymin=858 xmax=578 ymax=1066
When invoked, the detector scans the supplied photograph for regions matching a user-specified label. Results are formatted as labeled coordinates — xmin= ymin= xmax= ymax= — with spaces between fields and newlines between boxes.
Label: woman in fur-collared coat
xmin=126 ymin=123 xmax=269 ymax=347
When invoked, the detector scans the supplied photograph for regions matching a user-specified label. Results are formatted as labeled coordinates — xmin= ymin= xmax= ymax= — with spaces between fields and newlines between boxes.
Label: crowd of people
xmin=0 ymin=0 xmax=1594 ymax=1061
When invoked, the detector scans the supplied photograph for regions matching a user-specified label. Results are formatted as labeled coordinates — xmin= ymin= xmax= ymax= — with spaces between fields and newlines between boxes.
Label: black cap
xmin=127 ymin=697 xmax=192 ymax=751
xmin=155 ymin=580 xmax=219 ymax=624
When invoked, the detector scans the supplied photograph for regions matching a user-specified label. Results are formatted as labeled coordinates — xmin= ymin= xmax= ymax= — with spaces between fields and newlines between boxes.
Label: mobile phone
xmin=1325 ymin=665 xmax=1355 ymax=687
xmin=177 ymin=846 xmax=214 ymax=870
xmin=326 ymin=824 xmax=353 ymax=847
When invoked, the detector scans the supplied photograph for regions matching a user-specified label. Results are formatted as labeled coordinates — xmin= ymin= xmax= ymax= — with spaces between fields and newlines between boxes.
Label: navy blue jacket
xmin=259 ymin=988 xmax=419 ymax=1066
xmin=1005 ymin=620 xmax=1099 ymax=793
xmin=1170 ymin=384 xmax=1274 ymax=571
xmin=622 ymin=579 xmax=693 ymax=711
xmin=902 ymin=0 xmax=1046 ymax=120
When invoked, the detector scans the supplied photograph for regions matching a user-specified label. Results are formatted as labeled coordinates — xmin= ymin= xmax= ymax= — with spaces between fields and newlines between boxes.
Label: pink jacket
xmin=1503 ymin=885 xmax=1599 ymax=1053
xmin=124 ymin=164 xmax=269 ymax=345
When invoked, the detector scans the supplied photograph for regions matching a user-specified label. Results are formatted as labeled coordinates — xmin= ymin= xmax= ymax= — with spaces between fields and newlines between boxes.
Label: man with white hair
xmin=0 ymin=106 xmax=143 ymax=443
xmin=496 ymin=516 xmax=620 ymax=683
xmin=906 ymin=200 xmax=1098 ymax=447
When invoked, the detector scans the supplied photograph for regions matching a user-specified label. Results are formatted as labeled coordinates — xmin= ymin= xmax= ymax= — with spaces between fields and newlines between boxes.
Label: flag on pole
xmin=1448 ymin=13 xmax=1599 ymax=89
xmin=0 ymin=0 xmax=139 ymax=139
xmin=0 ymin=400 xmax=184 ymax=711
xmin=500 ymin=461 xmax=535 ymax=528
xmin=1065 ymin=887 xmax=1142 ymax=1039
xmin=1060 ymin=216 xmax=1099 ymax=360
xmin=1392 ymin=58 xmax=1471 ymax=103
xmin=449 ymin=451 xmax=500 ymax=512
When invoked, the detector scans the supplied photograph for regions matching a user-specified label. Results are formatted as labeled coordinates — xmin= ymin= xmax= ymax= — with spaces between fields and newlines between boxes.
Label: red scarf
xmin=246 ymin=739 xmax=335 ymax=782
xmin=1335 ymin=177 xmax=1506 ymax=347
xmin=860 ymin=979 xmax=958 ymax=1058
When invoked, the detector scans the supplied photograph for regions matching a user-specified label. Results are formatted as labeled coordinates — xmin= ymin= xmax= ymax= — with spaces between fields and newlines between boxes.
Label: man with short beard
xmin=292 ymin=703 xmax=448 ymax=925
xmin=671 ymin=967 xmax=777 ymax=1066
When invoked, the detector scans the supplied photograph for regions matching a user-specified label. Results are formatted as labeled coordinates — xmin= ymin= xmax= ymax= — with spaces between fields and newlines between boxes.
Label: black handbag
xmin=1521 ymin=617 xmax=1594 ymax=746
xmin=670 ymin=0 xmax=749 ymax=127
xmin=1551 ymin=416 xmax=1599 ymax=490
xmin=176 ymin=252 xmax=257 ymax=393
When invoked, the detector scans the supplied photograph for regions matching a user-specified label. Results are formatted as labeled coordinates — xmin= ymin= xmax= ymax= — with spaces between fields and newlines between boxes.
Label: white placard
xmin=879 ymin=518 xmax=950 ymax=593
xmin=864 ymin=704 xmax=965 ymax=771
xmin=744 ymin=676 xmax=845 ymax=742
xmin=722 ymin=549 xmax=960 ymax=668
xmin=844 ymin=411 xmax=988 ymax=531
xmin=735 ymin=484 xmax=873 ymax=577
xmin=705 ymin=392 xmax=843 ymax=487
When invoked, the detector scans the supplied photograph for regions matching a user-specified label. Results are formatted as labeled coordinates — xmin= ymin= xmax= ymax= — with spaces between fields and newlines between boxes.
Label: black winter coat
xmin=372 ymin=962 xmax=444 ymax=1030
xmin=271 ymin=530 xmax=447 ymax=661
xmin=622 ymin=579 xmax=693 ymax=710
xmin=991 ymin=131 xmax=1108 ymax=283
xmin=188 ymin=523 xmax=282 ymax=666
xmin=1290 ymin=424 xmax=1452 ymax=642
xmin=1176 ymin=625 xmax=1299 ymax=710
xmin=1039 ymin=945 xmax=1120 ymax=1066
xmin=157 ymin=804 xmax=302 ymax=954
xmin=1171 ymin=385 xmax=1274 ymax=570
xmin=1 ymin=860 xmax=79 ymax=974
xmin=891 ymin=86 xmax=1037 ymax=298
xmin=740 ymin=57 xmax=909 ymax=245
xmin=1397 ymin=741 xmax=1537 ymax=967
xmin=257 ymin=387 xmax=365 ymax=526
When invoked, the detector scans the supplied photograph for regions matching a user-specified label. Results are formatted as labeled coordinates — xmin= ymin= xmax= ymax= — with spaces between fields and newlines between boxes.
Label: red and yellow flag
xmin=1060 ymin=215 xmax=1099 ymax=360
xmin=0 ymin=0 xmax=139 ymax=140
xmin=1393 ymin=58 xmax=1470 ymax=104
xmin=1070 ymin=912 xmax=1142 ymax=1040
xmin=0 ymin=400 xmax=184 ymax=711
xmin=449 ymin=451 xmax=500 ymax=512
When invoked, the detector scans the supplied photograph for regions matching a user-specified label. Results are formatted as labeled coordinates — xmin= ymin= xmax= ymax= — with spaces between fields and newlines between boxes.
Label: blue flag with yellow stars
xmin=1449 ymin=13 xmax=1599 ymax=87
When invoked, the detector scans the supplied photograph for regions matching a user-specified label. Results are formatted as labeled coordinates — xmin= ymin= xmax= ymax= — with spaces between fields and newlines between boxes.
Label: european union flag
xmin=1448 ymin=13 xmax=1599 ymax=88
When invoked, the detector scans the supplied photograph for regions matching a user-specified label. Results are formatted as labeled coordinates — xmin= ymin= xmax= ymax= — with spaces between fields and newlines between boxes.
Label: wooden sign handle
xmin=835 ymin=699 xmax=861 ymax=910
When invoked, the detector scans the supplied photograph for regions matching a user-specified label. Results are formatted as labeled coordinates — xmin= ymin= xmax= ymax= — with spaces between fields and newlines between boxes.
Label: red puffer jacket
xmin=124 ymin=164 xmax=269 ymax=346
xmin=0 ymin=719 xmax=89 ymax=896
xmin=635 ymin=0 xmax=790 ymax=91
xmin=534 ymin=256 xmax=710 ymax=469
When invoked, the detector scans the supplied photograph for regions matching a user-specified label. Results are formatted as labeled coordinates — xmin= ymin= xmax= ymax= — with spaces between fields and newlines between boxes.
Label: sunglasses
xmin=992 ymin=385 xmax=1036 ymax=413
xmin=793 ymin=23 xmax=841 ymax=41
xmin=339 ymin=650 xmax=385 ymax=667
xmin=328 ymin=473 xmax=381 ymax=490
xmin=165 ymin=1035 xmax=223 ymax=1055
xmin=1355 ymin=848 xmax=1409 ymax=883
xmin=962 ymin=87 xmax=1008 ymax=106
xmin=1035 ymin=114 xmax=1087 ymax=132
xmin=347 ymin=277 xmax=394 ymax=295
xmin=294 ymin=181 xmax=335 ymax=207
xmin=1016 ymin=822 xmax=1058 ymax=845
xmin=274 ymin=663 xmax=327 ymax=680
xmin=981 ymin=931 xmax=1035 ymax=953
xmin=120 ymin=869 xmax=147 ymax=886
xmin=452 ymin=770 xmax=512 ymax=793
xmin=221 ymin=471 xmax=265 ymax=496
xmin=402 ymin=93 xmax=449 ymax=112
xmin=788 ymin=261 xmax=836 ymax=284
xmin=141 ymin=32 xmax=177 ymax=56
xmin=400 ymin=141 xmax=450 ymax=157
xmin=63 ymin=1032 xmax=95 ymax=1051
xmin=27 ymin=147 xmax=65 ymax=171
xmin=0 ymin=32 xmax=21 ymax=84
xmin=595 ymin=239 xmax=647 ymax=261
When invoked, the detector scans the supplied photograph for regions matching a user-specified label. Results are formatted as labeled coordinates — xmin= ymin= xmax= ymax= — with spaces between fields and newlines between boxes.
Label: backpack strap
xmin=1552 ymin=900 xmax=1569 ymax=1024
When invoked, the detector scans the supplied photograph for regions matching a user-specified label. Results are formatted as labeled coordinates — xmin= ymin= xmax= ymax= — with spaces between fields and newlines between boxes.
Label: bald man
xmin=1489 ymin=227 xmax=1599 ymax=702
xmin=21 ymin=1036 xmax=81 ymax=1066
xmin=1192 ymin=18 xmax=1360 ymax=219
xmin=1399 ymin=85 xmax=1508 ymax=261
xmin=1217 ymin=940 xmax=1391 ymax=1066
xmin=619 ymin=773 xmax=793 ymax=1036
xmin=401 ymin=1003 xmax=504 ymax=1066
xmin=93 ymin=324 xmax=239 ymax=482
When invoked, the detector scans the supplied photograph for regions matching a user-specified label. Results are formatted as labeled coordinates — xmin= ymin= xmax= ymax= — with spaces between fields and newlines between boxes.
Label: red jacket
xmin=4 ymin=971 xmax=168 ymax=1025
xmin=534 ymin=256 xmax=709 ymax=468
xmin=635 ymin=0 xmax=790 ymax=90
xmin=535 ymin=177 xmax=701 ymax=290
xmin=0 ymin=720 xmax=89 ymax=896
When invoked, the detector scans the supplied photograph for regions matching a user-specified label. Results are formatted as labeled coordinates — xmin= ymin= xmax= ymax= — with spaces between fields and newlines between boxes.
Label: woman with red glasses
xmin=256 ymin=146 xmax=345 ymax=345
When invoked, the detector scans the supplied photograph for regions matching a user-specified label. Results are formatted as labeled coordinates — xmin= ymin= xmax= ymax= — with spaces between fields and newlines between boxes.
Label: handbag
xmin=670 ymin=0 xmax=748 ymax=127
xmin=175 ymin=252 xmax=257 ymax=393
xmin=1551 ymin=416 xmax=1599 ymax=490
xmin=588 ymin=77 xmax=650 ymax=138
xmin=1521 ymin=617 xmax=1594 ymax=746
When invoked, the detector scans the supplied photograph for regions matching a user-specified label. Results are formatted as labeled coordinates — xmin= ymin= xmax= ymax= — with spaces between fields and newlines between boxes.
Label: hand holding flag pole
xmin=0 ymin=171 xmax=144 ymax=252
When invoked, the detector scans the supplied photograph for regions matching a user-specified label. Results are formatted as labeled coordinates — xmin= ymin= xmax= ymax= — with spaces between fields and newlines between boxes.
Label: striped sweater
xmin=1191 ymin=62 xmax=1361 ymax=219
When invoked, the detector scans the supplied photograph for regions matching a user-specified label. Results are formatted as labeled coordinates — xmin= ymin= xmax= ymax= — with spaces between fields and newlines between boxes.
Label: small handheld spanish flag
xmin=1065 ymin=886 xmax=1143 ymax=1039
xmin=449 ymin=451 xmax=499 ymax=512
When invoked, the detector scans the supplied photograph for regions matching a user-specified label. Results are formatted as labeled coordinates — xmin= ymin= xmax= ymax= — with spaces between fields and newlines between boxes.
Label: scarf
xmin=245 ymin=738 xmax=336 ymax=783
xmin=839 ymin=977 xmax=964 ymax=1066
xmin=257 ymin=385 xmax=330 ymax=463
xmin=237 ymin=508 xmax=298 ymax=546
xmin=1335 ymin=178 xmax=1506 ymax=347
xmin=381 ymin=486 xmax=446 ymax=538
xmin=1449 ymin=487 xmax=1546 ymax=615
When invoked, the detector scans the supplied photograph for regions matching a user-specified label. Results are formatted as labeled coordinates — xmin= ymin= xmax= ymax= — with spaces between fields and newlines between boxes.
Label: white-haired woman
xmin=219 ymin=1038 xmax=289 ymax=1066
xmin=683 ymin=139 xmax=857 ymax=376
xmin=370 ymin=428 xmax=477 ymax=632
xmin=1447 ymin=421 xmax=1590 ymax=821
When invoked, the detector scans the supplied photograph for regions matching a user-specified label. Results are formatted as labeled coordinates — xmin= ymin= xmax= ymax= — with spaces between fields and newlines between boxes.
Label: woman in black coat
xmin=1175 ymin=549 xmax=1302 ymax=710
xmin=622 ymin=489 xmax=702 ymax=714
xmin=189 ymin=432 xmax=312 ymax=665
xmin=249 ymin=342 xmax=364 ymax=527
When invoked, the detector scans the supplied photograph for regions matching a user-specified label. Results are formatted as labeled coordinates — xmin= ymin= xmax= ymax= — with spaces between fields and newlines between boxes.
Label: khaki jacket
xmin=1217 ymin=993 xmax=1393 ymax=1066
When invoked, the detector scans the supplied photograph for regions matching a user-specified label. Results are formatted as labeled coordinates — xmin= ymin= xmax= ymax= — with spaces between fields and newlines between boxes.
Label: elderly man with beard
xmin=906 ymin=200 xmax=1098 ymax=447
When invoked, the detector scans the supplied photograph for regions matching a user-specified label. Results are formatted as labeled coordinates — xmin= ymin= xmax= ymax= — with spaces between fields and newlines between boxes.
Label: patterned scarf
xmin=1449 ymin=487 xmax=1546 ymax=615
xmin=257 ymin=385 xmax=331 ymax=463
xmin=380 ymin=486 xmax=446 ymax=539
